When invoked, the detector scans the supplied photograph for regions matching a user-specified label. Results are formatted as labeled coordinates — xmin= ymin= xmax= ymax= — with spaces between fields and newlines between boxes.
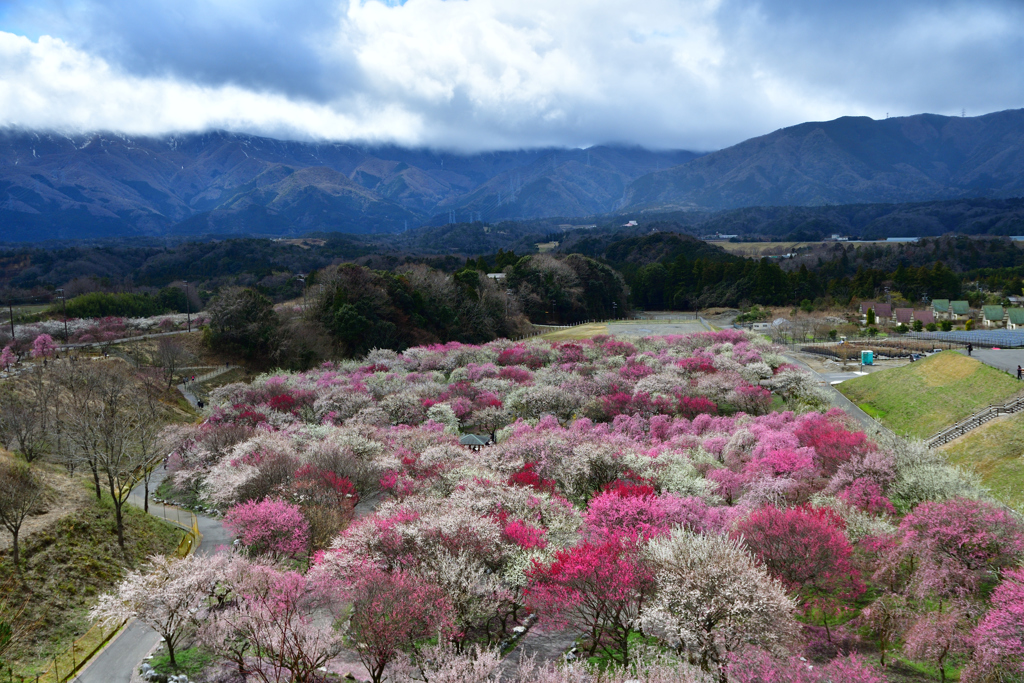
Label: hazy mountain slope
xmin=0 ymin=130 xmax=696 ymax=240
xmin=437 ymin=146 xmax=701 ymax=222
xmin=624 ymin=109 xmax=1024 ymax=211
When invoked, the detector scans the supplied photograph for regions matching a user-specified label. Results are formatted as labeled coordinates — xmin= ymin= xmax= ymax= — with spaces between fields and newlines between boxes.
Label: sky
xmin=0 ymin=0 xmax=1022 ymax=152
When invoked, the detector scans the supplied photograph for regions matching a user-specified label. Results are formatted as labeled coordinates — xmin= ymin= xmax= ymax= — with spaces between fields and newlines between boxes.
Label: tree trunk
xmin=90 ymin=463 xmax=102 ymax=501
xmin=822 ymin=612 xmax=831 ymax=642
xmin=167 ymin=638 xmax=177 ymax=668
xmin=11 ymin=527 xmax=19 ymax=571
xmin=115 ymin=503 xmax=125 ymax=550
xmin=144 ymin=476 xmax=150 ymax=514
xmin=109 ymin=480 xmax=126 ymax=550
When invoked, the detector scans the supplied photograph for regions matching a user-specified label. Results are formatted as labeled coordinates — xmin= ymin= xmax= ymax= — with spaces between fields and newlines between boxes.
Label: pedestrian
xmin=967 ymin=343 xmax=973 ymax=356
xmin=1017 ymin=365 xmax=1022 ymax=380
xmin=197 ymin=399 xmax=204 ymax=409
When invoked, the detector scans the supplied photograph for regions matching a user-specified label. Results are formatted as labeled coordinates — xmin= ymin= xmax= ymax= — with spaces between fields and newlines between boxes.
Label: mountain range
xmin=623 ymin=109 xmax=1024 ymax=211
xmin=2 ymin=108 xmax=1024 ymax=242
xmin=0 ymin=131 xmax=696 ymax=241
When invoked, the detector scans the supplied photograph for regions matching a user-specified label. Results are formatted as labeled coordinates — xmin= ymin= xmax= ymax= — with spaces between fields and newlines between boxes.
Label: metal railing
xmin=926 ymin=393 xmax=1024 ymax=448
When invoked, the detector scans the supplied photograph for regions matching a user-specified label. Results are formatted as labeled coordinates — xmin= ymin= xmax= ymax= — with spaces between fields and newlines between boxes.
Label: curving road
xmin=74 ymin=469 xmax=231 ymax=683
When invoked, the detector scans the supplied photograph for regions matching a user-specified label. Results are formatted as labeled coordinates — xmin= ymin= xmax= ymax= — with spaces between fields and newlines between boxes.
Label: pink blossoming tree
xmin=223 ymin=497 xmax=310 ymax=559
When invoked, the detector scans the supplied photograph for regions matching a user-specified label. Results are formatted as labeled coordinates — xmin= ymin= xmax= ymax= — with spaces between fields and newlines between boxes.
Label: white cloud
xmin=0 ymin=0 xmax=1021 ymax=150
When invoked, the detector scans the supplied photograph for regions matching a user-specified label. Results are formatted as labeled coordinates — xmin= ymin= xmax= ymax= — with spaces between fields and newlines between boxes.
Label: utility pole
xmin=184 ymin=281 xmax=191 ymax=333
xmin=297 ymin=274 xmax=307 ymax=310
xmin=8 ymin=302 xmax=14 ymax=342
xmin=57 ymin=288 xmax=68 ymax=342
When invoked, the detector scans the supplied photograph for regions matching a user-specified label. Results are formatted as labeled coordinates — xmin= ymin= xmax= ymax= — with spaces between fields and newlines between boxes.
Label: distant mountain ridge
xmin=623 ymin=109 xmax=1024 ymax=211
xmin=0 ymin=130 xmax=696 ymax=241
xmin=4 ymin=108 xmax=1024 ymax=243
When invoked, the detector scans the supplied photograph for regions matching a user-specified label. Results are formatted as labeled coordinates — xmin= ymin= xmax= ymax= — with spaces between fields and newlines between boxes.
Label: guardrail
xmin=926 ymin=393 xmax=1024 ymax=448
xmin=34 ymin=619 xmax=128 ymax=683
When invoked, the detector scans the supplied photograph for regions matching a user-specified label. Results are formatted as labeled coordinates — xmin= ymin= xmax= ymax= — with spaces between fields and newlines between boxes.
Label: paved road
xmin=498 ymin=628 xmax=577 ymax=681
xmin=75 ymin=469 xmax=230 ymax=683
xmin=783 ymin=354 xmax=886 ymax=434
xmin=963 ymin=347 xmax=1024 ymax=379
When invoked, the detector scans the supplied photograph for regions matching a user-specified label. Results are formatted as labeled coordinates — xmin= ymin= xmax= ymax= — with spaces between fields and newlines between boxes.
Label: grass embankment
xmin=539 ymin=323 xmax=609 ymax=342
xmin=838 ymin=351 xmax=1024 ymax=438
xmin=2 ymin=481 xmax=183 ymax=677
xmin=941 ymin=414 xmax=1024 ymax=513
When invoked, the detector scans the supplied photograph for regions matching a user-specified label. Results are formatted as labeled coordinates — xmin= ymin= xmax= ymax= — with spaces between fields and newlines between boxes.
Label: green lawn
xmin=838 ymin=351 xmax=1024 ymax=438
xmin=941 ymin=413 xmax=1024 ymax=513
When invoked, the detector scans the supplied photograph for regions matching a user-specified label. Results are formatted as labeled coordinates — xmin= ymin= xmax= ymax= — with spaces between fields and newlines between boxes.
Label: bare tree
xmin=0 ymin=458 xmax=44 ymax=570
xmin=61 ymin=363 xmax=156 ymax=550
xmin=156 ymin=338 xmax=193 ymax=389
xmin=0 ymin=371 xmax=51 ymax=463
xmin=53 ymin=362 xmax=105 ymax=500
xmin=134 ymin=376 xmax=164 ymax=514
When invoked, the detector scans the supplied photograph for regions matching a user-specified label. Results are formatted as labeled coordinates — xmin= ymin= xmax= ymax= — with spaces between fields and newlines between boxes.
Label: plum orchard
xmin=99 ymin=331 xmax=1024 ymax=682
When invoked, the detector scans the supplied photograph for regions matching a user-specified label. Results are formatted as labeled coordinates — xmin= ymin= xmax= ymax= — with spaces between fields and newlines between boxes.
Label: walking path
xmin=176 ymin=365 xmax=234 ymax=410
xmin=74 ymin=469 xmax=231 ymax=683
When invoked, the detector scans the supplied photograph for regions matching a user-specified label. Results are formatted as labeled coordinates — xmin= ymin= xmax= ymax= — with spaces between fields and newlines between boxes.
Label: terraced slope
xmin=941 ymin=414 xmax=1024 ymax=513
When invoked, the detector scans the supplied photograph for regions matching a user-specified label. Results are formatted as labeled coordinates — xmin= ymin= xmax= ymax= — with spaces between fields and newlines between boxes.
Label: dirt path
xmin=0 ymin=456 xmax=91 ymax=552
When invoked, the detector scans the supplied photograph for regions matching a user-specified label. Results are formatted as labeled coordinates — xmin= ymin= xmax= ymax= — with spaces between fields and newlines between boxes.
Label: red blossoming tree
xmin=733 ymin=505 xmax=864 ymax=640
xmin=525 ymin=537 xmax=654 ymax=665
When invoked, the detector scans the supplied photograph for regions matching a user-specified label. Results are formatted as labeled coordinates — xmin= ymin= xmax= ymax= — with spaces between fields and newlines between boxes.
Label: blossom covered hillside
xmin=136 ymin=330 xmax=1024 ymax=683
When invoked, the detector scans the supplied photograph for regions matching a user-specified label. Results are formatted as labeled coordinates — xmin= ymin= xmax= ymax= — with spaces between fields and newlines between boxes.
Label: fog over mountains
xmin=2 ymin=108 xmax=1024 ymax=242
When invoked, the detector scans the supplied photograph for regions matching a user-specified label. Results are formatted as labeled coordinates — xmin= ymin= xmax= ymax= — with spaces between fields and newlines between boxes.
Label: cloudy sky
xmin=0 ymin=0 xmax=1021 ymax=151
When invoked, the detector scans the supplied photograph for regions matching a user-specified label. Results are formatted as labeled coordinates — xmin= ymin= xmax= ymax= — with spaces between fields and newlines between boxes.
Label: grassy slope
xmin=2 ymin=483 xmax=182 ymax=676
xmin=838 ymin=351 xmax=1024 ymax=438
xmin=941 ymin=414 xmax=1024 ymax=513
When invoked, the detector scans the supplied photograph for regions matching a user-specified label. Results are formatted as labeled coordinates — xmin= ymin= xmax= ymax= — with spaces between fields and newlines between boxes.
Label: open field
xmin=941 ymin=413 xmax=1024 ymax=513
xmin=716 ymin=241 xmax=818 ymax=256
xmin=538 ymin=319 xmax=709 ymax=342
xmin=837 ymin=351 xmax=1024 ymax=438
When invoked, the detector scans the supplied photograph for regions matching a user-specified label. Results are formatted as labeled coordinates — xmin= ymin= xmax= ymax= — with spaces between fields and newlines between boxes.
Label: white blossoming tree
xmin=640 ymin=529 xmax=798 ymax=683
xmin=91 ymin=553 xmax=224 ymax=668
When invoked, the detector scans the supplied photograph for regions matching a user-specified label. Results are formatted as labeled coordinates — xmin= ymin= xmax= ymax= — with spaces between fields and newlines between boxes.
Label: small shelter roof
xmin=459 ymin=434 xmax=490 ymax=446
xmin=874 ymin=303 xmax=893 ymax=318
xmin=894 ymin=308 xmax=914 ymax=324
xmin=951 ymin=301 xmax=971 ymax=315
xmin=932 ymin=299 xmax=950 ymax=313
xmin=1008 ymin=308 xmax=1024 ymax=326
xmin=860 ymin=301 xmax=876 ymax=314
xmin=914 ymin=310 xmax=935 ymax=324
